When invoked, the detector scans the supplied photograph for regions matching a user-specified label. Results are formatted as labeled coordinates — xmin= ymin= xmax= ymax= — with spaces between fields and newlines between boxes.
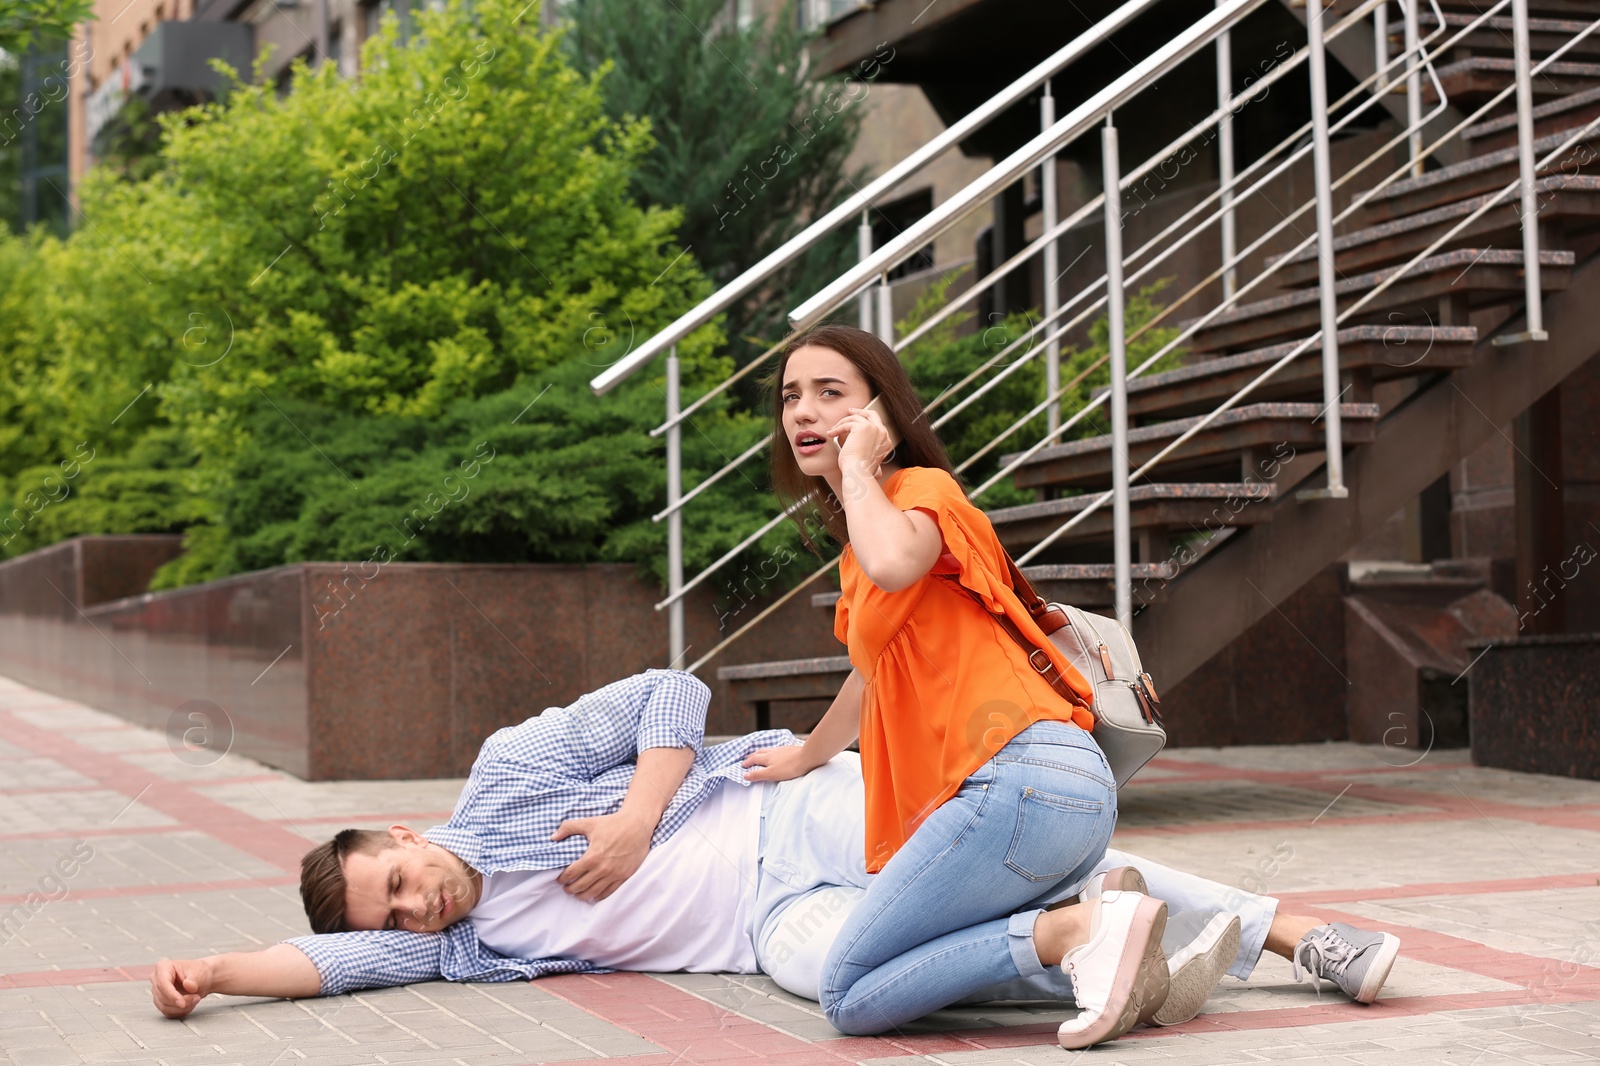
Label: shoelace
xmin=1292 ymin=927 xmax=1358 ymax=991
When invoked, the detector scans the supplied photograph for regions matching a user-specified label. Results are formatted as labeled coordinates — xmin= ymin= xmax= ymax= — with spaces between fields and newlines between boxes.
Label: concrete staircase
xmin=718 ymin=0 xmax=1600 ymax=734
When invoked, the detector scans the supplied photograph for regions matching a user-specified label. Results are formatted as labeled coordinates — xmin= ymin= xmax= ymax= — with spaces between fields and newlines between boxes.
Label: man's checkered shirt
xmin=284 ymin=669 xmax=797 ymax=994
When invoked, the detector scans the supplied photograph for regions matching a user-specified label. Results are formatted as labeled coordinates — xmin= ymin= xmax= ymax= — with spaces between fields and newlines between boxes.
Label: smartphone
xmin=832 ymin=395 xmax=903 ymax=451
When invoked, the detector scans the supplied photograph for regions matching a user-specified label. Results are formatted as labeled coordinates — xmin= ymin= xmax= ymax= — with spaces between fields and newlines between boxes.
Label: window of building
xmin=871 ymin=189 xmax=936 ymax=281
xmin=363 ymin=0 xmax=416 ymax=45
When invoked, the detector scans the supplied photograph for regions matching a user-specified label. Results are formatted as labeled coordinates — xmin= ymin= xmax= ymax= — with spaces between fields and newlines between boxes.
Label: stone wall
xmin=0 ymin=538 xmax=842 ymax=780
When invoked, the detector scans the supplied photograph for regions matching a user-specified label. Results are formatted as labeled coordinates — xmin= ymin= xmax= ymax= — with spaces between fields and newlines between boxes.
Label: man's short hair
xmin=300 ymin=828 xmax=397 ymax=934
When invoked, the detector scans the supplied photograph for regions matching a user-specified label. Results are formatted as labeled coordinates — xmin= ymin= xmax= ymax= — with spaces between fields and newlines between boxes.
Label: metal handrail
xmin=788 ymin=0 xmax=1275 ymax=327
xmin=660 ymin=0 xmax=1577 ymax=667
xmin=653 ymin=0 xmax=1453 ymax=611
xmin=587 ymin=0 xmax=1167 ymax=399
xmin=1014 ymin=7 xmax=1596 ymax=563
xmin=647 ymin=0 xmax=1379 ymax=529
xmin=968 ymin=2 xmax=1549 ymax=500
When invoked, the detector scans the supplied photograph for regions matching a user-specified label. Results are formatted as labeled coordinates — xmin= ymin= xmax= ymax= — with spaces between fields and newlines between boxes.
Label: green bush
xmin=0 ymin=0 xmax=769 ymax=587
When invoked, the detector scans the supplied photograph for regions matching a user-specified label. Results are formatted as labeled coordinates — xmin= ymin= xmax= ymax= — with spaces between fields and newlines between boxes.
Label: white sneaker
xmin=1076 ymin=865 xmax=1148 ymax=903
xmin=1056 ymin=890 xmax=1170 ymax=1049
xmin=1153 ymin=911 xmax=1241 ymax=1026
xmin=1049 ymin=865 xmax=1146 ymax=910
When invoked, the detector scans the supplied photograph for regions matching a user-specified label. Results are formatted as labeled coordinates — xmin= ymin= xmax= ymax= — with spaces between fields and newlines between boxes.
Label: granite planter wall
xmin=1468 ymin=634 xmax=1600 ymax=781
xmin=0 ymin=538 xmax=841 ymax=779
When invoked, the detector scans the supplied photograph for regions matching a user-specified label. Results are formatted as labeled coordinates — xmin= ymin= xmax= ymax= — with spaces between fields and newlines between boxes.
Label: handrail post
xmin=1303 ymin=0 xmax=1349 ymax=500
xmin=1216 ymin=1 xmax=1238 ymax=300
xmin=1494 ymin=0 xmax=1549 ymax=347
xmin=1042 ymin=80 xmax=1062 ymax=434
xmin=666 ymin=347 xmax=685 ymax=665
xmin=876 ymin=275 xmax=895 ymax=342
xmin=1102 ymin=119 xmax=1133 ymax=629
xmin=858 ymin=209 xmax=874 ymax=332
xmin=1404 ymin=0 xmax=1422 ymax=177
xmin=1373 ymin=0 xmax=1389 ymax=92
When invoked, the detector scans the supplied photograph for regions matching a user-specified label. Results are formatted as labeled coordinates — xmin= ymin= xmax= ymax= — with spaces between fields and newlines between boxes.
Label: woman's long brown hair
xmin=769 ymin=324 xmax=959 ymax=551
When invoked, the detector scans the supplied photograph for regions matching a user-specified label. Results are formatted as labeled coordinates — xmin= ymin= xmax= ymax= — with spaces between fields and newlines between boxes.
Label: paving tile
xmin=4 ymin=673 xmax=1600 ymax=1066
xmin=0 ymin=791 xmax=174 ymax=837
xmin=1107 ymin=817 xmax=1600 ymax=897
xmin=1339 ymin=887 xmax=1600 ymax=967
xmin=1153 ymin=743 xmax=1474 ymax=776
xmin=1115 ymin=780 xmax=1427 ymax=829
xmin=0 ymin=759 xmax=99 ymax=791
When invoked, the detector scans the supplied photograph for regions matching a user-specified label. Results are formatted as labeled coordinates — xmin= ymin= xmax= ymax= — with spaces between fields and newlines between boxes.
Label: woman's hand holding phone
xmin=829 ymin=397 xmax=899 ymax=478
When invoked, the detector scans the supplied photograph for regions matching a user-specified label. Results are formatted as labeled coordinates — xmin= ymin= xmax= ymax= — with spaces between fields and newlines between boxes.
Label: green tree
xmin=0 ymin=0 xmax=770 ymax=589
xmin=0 ymin=0 xmax=91 ymax=56
xmin=564 ymin=0 xmax=869 ymax=364
xmin=0 ymin=48 xmax=16 ymax=231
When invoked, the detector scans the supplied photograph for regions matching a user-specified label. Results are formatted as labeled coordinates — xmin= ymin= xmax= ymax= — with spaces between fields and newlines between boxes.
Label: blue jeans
xmin=817 ymin=720 xmax=1116 ymax=1035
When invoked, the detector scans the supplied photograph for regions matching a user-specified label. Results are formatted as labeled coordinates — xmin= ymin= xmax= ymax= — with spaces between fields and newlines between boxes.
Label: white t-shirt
xmin=468 ymin=779 xmax=771 ymax=973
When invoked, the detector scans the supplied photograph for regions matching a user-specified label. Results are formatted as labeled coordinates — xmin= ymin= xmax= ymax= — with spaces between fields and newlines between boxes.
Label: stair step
xmin=1359 ymin=129 xmax=1595 ymax=225
xmin=1307 ymin=0 xmax=1588 ymax=17
xmin=1409 ymin=13 xmax=1600 ymax=63
xmin=1420 ymin=57 xmax=1600 ymax=108
xmin=1002 ymin=403 xmax=1379 ymax=490
xmin=988 ymin=482 xmax=1277 ymax=553
xmin=811 ymin=563 xmax=1179 ymax=610
xmin=1267 ymin=177 xmax=1600 ymax=287
xmin=1104 ymin=326 xmax=1477 ymax=420
xmin=717 ymin=654 xmax=852 ymax=681
xmin=1181 ymin=249 xmax=1572 ymax=354
xmin=717 ymin=655 xmax=852 ymax=719
xmin=1462 ymin=85 xmax=1600 ymax=154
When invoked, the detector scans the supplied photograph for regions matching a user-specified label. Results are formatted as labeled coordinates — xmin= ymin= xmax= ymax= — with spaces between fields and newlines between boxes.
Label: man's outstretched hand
xmin=149 ymin=945 xmax=321 ymax=1017
xmin=551 ymin=809 xmax=653 ymax=902
xmin=151 ymin=957 xmax=213 ymax=1019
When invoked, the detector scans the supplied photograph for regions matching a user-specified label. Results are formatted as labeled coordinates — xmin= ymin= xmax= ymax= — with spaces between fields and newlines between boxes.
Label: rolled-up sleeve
xmin=283 ymin=931 xmax=446 ymax=996
xmin=634 ymin=670 xmax=710 ymax=753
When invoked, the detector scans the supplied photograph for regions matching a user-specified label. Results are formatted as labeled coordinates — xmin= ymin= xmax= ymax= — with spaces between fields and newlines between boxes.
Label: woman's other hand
xmin=742 ymin=745 xmax=821 ymax=783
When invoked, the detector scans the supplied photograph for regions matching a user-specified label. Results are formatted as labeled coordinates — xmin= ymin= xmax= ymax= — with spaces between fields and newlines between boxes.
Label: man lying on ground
xmin=149 ymin=670 xmax=1400 ymax=1027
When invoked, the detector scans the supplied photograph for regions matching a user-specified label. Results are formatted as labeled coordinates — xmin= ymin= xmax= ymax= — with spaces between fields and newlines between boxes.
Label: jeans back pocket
xmin=1004 ymin=786 xmax=1108 ymax=882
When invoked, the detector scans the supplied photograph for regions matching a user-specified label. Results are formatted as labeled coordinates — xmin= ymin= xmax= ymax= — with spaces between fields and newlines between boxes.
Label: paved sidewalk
xmin=2 ymin=673 xmax=1599 ymax=1065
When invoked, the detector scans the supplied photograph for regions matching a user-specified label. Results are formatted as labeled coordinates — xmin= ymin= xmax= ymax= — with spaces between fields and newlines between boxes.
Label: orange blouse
xmin=834 ymin=466 xmax=1096 ymax=873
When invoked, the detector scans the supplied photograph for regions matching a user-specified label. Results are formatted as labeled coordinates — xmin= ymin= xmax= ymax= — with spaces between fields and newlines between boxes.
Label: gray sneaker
xmin=1292 ymin=922 xmax=1400 ymax=1004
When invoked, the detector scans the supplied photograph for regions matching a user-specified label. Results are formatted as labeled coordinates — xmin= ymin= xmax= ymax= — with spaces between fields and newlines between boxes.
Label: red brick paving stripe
xmin=0 ymin=823 xmax=203 ymax=843
xmin=0 ymin=709 xmax=311 ymax=872
xmin=0 ymin=774 xmax=285 ymax=797
xmin=0 ymin=963 xmax=155 ymax=990
xmin=537 ymin=972 xmax=963 ymax=1065
xmin=1119 ymin=772 xmax=1600 ymax=836
xmin=0 ymin=874 xmax=299 ymax=908
xmin=1279 ymin=870 xmax=1600 ymax=906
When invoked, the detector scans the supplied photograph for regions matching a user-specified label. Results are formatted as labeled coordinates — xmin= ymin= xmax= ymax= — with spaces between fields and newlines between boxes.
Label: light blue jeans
xmin=800 ymin=720 xmax=1118 ymax=1034
xmin=748 ymin=739 xmax=1279 ymax=1024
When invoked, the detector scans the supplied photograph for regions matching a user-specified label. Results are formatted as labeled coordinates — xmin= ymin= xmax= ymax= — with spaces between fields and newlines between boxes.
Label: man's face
xmin=341 ymin=826 xmax=480 ymax=933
